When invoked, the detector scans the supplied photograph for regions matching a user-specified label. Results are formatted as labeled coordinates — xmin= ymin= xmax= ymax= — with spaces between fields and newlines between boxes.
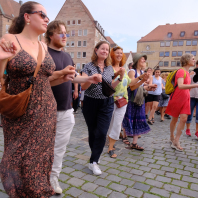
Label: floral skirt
xmin=122 ymin=101 xmax=150 ymax=136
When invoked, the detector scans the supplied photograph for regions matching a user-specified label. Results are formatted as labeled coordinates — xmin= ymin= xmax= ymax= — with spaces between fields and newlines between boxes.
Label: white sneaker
xmin=50 ymin=176 xmax=62 ymax=194
xmin=89 ymin=163 xmax=102 ymax=175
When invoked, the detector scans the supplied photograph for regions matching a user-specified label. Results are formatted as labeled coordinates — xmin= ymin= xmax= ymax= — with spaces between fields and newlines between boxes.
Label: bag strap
xmin=28 ymin=42 xmax=43 ymax=89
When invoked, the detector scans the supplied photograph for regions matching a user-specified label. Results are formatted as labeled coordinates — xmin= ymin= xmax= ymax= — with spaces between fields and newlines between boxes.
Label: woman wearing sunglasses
xmin=0 ymin=2 xmax=75 ymax=197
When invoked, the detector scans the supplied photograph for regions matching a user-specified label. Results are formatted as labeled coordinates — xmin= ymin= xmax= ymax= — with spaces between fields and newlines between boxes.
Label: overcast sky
xmin=22 ymin=0 xmax=198 ymax=52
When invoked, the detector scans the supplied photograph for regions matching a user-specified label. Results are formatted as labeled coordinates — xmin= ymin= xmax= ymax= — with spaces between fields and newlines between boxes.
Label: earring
xmin=27 ymin=22 xmax=30 ymax=25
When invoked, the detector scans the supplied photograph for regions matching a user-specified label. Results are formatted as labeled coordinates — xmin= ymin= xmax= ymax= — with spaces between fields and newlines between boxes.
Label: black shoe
xmin=146 ymin=115 xmax=148 ymax=119
xmin=165 ymin=114 xmax=171 ymax=119
xmin=155 ymin=111 xmax=160 ymax=115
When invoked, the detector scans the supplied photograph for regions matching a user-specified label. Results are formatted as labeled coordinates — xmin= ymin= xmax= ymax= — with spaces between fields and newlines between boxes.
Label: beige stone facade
xmin=137 ymin=23 xmax=198 ymax=71
xmin=55 ymin=0 xmax=106 ymax=70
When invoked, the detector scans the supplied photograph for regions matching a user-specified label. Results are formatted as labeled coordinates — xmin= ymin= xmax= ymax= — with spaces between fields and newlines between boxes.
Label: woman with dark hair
xmin=122 ymin=54 xmax=155 ymax=150
xmin=166 ymin=54 xmax=198 ymax=151
xmin=107 ymin=47 xmax=147 ymax=158
xmin=81 ymin=41 xmax=124 ymax=174
xmin=0 ymin=1 xmax=75 ymax=197
xmin=147 ymin=68 xmax=164 ymax=125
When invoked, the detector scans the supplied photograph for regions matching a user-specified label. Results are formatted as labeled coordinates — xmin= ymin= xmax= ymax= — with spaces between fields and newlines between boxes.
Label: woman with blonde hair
xmin=81 ymin=41 xmax=124 ymax=174
xmin=107 ymin=46 xmax=148 ymax=158
xmin=166 ymin=54 xmax=198 ymax=151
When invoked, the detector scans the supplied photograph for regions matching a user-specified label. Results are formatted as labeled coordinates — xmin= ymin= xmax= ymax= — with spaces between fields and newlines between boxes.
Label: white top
xmin=190 ymin=74 xmax=198 ymax=98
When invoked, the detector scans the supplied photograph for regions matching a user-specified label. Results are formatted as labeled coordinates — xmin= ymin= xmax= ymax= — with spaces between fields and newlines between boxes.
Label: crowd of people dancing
xmin=0 ymin=1 xmax=198 ymax=197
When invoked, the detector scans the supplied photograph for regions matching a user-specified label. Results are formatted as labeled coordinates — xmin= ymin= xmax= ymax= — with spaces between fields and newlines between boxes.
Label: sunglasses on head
xmin=30 ymin=11 xmax=50 ymax=22
xmin=113 ymin=46 xmax=123 ymax=51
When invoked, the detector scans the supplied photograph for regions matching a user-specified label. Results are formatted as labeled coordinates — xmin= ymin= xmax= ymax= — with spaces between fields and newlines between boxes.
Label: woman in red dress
xmin=166 ymin=54 xmax=198 ymax=151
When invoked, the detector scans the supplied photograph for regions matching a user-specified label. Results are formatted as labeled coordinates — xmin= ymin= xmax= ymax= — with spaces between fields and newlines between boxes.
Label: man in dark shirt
xmin=45 ymin=21 xmax=102 ymax=194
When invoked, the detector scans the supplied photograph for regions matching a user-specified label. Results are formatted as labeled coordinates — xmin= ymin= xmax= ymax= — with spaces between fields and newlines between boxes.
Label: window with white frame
xmin=78 ymin=20 xmax=81 ymax=25
xmin=77 ymin=52 xmax=81 ymax=58
xmin=71 ymin=30 xmax=75 ymax=36
xmin=70 ymin=52 xmax=74 ymax=58
xmin=78 ymin=41 xmax=81 ymax=47
xmin=6 ymin=25 xmax=10 ymax=33
xmin=78 ymin=30 xmax=82 ymax=36
xmin=71 ymin=41 xmax=75 ymax=47
xmin=82 ymin=63 xmax=85 ymax=68
xmin=76 ymin=63 xmax=81 ymax=70
xmin=67 ymin=21 xmax=70 ymax=25
xmin=66 ymin=42 xmax=70 ymax=47
xmin=83 ymin=41 xmax=87 ymax=47
xmin=72 ymin=20 xmax=75 ymax=25
xmin=83 ymin=52 xmax=86 ymax=58
xmin=83 ymin=29 xmax=87 ymax=36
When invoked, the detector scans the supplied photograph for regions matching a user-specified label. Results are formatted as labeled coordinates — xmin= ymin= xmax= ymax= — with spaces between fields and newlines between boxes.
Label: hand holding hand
xmin=141 ymin=73 xmax=149 ymax=82
xmin=62 ymin=65 xmax=76 ymax=75
xmin=88 ymin=74 xmax=102 ymax=84
xmin=148 ymin=84 xmax=157 ymax=91
xmin=62 ymin=73 xmax=75 ymax=82
xmin=0 ymin=38 xmax=17 ymax=60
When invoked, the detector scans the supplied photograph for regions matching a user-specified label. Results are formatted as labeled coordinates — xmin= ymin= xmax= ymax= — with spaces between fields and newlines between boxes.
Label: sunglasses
xmin=56 ymin=33 xmax=67 ymax=38
xmin=113 ymin=46 xmax=123 ymax=51
xmin=30 ymin=11 xmax=50 ymax=22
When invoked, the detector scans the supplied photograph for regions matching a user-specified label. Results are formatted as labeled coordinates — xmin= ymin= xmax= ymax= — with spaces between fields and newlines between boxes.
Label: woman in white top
xmin=147 ymin=68 xmax=165 ymax=125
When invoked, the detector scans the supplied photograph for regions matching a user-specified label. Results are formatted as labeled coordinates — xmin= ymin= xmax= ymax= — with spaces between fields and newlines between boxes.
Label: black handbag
xmin=161 ymin=92 xmax=169 ymax=99
xmin=96 ymin=66 xmax=115 ymax=97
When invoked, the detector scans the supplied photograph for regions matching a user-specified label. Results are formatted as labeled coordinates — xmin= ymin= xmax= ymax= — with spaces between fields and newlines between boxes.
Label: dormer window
xmin=180 ymin=31 xmax=185 ymax=37
xmin=194 ymin=31 xmax=198 ymax=36
xmin=167 ymin=32 xmax=172 ymax=38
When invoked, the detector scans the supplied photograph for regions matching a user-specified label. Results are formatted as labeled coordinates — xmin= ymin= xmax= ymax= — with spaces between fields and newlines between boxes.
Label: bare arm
xmin=178 ymin=78 xmax=198 ymax=89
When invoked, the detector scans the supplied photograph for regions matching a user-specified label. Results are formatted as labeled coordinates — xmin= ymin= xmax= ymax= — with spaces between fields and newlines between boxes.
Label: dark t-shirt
xmin=48 ymin=47 xmax=74 ymax=111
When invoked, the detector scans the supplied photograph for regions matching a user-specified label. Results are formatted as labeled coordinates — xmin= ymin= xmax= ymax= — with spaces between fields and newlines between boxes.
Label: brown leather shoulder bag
xmin=0 ymin=42 xmax=42 ymax=119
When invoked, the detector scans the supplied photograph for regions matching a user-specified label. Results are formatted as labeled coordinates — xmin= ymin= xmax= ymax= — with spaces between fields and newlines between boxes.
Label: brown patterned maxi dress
xmin=0 ymin=43 xmax=57 ymax=197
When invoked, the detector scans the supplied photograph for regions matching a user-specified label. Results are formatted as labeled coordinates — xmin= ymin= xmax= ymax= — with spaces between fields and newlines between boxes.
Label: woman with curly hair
xmin=166 ymin=54 xmax=198 ymax=151
xmin=107 ymin=47 xmax=147 ymax=158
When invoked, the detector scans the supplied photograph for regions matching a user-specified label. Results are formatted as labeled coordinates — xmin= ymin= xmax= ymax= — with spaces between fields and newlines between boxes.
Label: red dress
xmin=166 ymin=69 xmax=191 ymax=117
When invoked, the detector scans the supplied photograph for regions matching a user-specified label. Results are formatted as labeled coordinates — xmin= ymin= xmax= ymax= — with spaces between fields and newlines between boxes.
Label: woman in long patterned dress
xmin=0 ymin=2 xmax=75 ymax=197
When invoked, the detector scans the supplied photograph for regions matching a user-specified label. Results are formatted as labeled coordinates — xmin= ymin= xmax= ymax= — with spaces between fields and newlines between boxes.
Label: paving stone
xmin=62 ymin=167 xmax=75 ymax=174
xmin=182 ymin=176 xmax=198 ymax=183
xmin=143 ymin=158 xmax=155 ymax=163
xmin=59 ymin=174 xmax=70 ymax=181
xmin=64 ymin=156 xmax=77 ymax=161
xmin=51 ymin=193 xmax=65 ymax=198
xmin=82 ymin=167 xmax=93 ymax=174
xmin=172 ymin=180 xmax=189 ymax=188
xmin=0 ymin=191 xmax=9 ymax=198
xmin=130 ymin=169 xmax=144 ymax=175
xmin=164 ymin=184 xmax=180 ymax=193
xmin=181 ymin=188 xmax=198 ymax=198
xmin=148 ymin=164 xmax=161 ymax=169
xmin=161 ymin=166 xmax=175 ymax=172
xmin=106 ymin=168 xmax=120 ymax=175
xmin=94 ymin=179 xmax=111 ymax=187
xmin=139 ymin=166 xmax=151 ymax=172
xmin=145 ymin=179 xmax=163 ymax=188
xmin=131 ymin=175 xmax=146 ymax=182
xmin=106 ymin=175 xmax=122 ymax=182
xmin=116 ymin=160 xmax=129 ymax=166
xmin=94 ymin=186 xmax=112 ymax=197
xmin=70 ymin=171 xmax=86 ymax=178
xmin=66 ymin=187 xmax=83 ymax=197
xmin=127 ymin=163 xmax=140 ymax=169
xmin=120 ymin=179 xmax=135 ymax=186
xmin=169 ymin=163 xmax=184 ymax=169
xmin=170 ymin=194 xmax=189 ymax=198
xmin=109 ymin=183 xmax=127 ymax=192
xmin=151 ymin=169 xmax=165 ymax=175
xmin=191 ymin=183 xmax=198 ymax=191
xmin=125 ymin=188 xmax=143 ymax=197
xmin=72 ymin=164 xmax=86 ymax=170
xmin=82 ymin=175 xmax=98 ymax=182
xmin=133 ymin=182 xmax=150 ymax=191
xmin=63 ymin=161 xmax=75 ymax=167
xmin=176 ymin=169 xmax=191 ymax=176
xmin=143 ymin=173 xmax=156 ymax=179
xmin=156 ymin=161 xmax=169 ymax=166
xmin=119 ymin=171 xmax=132 ymax=179
xmin=106 ymin=163 xmax=120 ymax=168
xmin=150 ymin=187 xmax=170 ymax=198
xmin=78 ymin=192 xmax=98 ymax=198
xmin=165 ymin=172 xmax=181 ymax=179
xmin=143 ymin=193 xmax=161 ymax=198
xmin=81 ymin=182 xmax=98 ymax=192
xmin=118 ymin=166 xmax=131 ymax=172
xmin=108 ymin=191 xmax=127 ymax=198
xmin=156 ymin=176 xmax=172 ymax=183
xmin=136 ymin=161 xmax=148 ymax=166
xmin=67 ymin=178 xmax=85 ymax=187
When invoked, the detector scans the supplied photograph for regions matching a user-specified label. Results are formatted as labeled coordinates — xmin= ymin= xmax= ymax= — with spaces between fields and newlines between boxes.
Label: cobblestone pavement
xmin=0 ymin=112 xmax=198 ymax=198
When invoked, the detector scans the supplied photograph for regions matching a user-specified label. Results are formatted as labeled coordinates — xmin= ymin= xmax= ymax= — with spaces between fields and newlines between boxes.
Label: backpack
xmin=165 ymin=68 xmax=186 ymax=95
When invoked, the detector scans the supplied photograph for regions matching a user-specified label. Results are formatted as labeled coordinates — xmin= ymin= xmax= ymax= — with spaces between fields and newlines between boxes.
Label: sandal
xmin=108 ymin=150 xmax=117 ymax=158
xmin=147 ymin=119 xmax=153 ymax=125
xmin=171 ymin=141 xmax=183 ymax=152
xmin=152 ymin=118 xmax=155 ymax=123
xmin=122 ymin=137 xmax=130 ymax=145
xmin=130 ymin=143 xmax=144 ymax=151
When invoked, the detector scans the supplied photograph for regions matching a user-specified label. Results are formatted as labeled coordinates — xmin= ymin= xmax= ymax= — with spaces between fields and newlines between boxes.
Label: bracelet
xmin=118 ymin=78 xmax=122 ymax=82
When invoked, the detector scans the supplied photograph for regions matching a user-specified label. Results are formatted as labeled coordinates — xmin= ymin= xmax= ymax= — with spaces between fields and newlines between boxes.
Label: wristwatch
xmin=118 ymin=78 xmax=122 ymax=82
